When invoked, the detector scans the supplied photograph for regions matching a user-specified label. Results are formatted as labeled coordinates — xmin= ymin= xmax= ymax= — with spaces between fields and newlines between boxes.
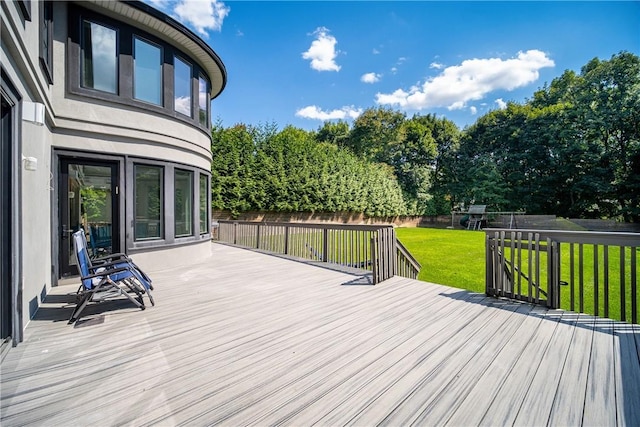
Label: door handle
xmin=61 ymin=227 xmax=74 ymax=239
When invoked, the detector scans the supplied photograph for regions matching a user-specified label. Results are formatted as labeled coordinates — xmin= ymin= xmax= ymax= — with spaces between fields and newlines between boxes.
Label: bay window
xmin=70 ymin=5 xmax=212 ymax=130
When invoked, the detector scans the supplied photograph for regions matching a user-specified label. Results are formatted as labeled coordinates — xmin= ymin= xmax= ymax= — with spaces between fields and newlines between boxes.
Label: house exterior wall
xmin=1 ymin=0 xmax=226 ymax=347
xmin=2 ymin=0 xmax=56 ymax=340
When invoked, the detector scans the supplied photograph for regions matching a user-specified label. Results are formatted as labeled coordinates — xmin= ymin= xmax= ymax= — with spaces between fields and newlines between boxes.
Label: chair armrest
xmin=87 ymin=259 xmax=132 ymax=272
xmin=83 ymin=265 xmax=131 ymax=280
xmin=92 ymin=252 xmax=132 ymax=264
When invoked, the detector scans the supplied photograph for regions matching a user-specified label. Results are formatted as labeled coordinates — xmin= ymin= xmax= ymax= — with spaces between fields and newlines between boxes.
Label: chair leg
xmin=68 ymin=292 xmax=92 ymax=324
xmin=120 ymin=278 xmax=146 ymax=307
xmin=145 ymin=288 xmax=155 ymax=306
xmin=130 ymin=262 xmax=154 ymax=291
xmin=127 ymin=272 xmax=155 ymax=307
xmin=69 ymin=276 xmax=148 ymax=325
xmin=135 ymin=279 xmax=154 ymax=306
xmin=109 ymin=279 xmax=145 ymax=310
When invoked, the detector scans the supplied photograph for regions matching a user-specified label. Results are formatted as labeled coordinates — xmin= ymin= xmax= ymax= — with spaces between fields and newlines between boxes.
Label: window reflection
xmin=199 ymin=174 xmax=208 ymax=234
xmin=135 ymin=165 xmax=163 ymax=240
xmin=74 ymin=8 xmax=214 ymax=130
xmin=82 ymin=21 xmax=117 ymax=93
xmin=198 ymin=75 xmax=208 ymax=127
xmin=175 ymin=170 xmax=193 ymax=237
xmin=134 ymin=38 xmax=162 ymax=105
xmin=174 ymin=56 xmax=192 ymax=116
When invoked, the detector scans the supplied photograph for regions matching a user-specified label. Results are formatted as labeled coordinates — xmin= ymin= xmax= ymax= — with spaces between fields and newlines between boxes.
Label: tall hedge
xmin=211 ymin=123 xmax=407 ymax=217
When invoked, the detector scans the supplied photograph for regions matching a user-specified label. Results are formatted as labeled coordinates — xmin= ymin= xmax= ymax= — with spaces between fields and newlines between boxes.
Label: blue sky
xmin=146 ymin=1 xmax=640 ymax=131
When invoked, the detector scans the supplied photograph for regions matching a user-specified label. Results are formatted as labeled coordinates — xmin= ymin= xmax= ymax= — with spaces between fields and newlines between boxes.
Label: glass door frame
xmin=54 ymin=151 xmax=125 ymax=278
xmin=1 ymin=78 xmax=22 ymax=348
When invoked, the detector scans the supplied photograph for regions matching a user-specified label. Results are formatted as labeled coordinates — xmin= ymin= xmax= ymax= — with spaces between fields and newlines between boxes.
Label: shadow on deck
xmin=1 ymin=242 xmax=639 ymax=426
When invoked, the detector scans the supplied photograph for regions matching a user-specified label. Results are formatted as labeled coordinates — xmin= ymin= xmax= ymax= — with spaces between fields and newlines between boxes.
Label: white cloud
xmin=470 ymin=106 xmax=477 ymax=115
xmin=430 ymin=62 xmax=444 ymax=69
xmin=495 ymin=98 xmax=507 ymax=109
xmin=372 ymin=48 xmax=381 ymax=55
xmin=361 ymin=72 xmax=381 ymax=84
xmin=375 ymin=50 xmax=554 ymax=111
xmin=174 ymin=96 xmax=191 ymax=116
xmin=302 ymin=27 xmax=341 ymax=72
xmin=390 ymin=67 xmax=398 ymax=74
xmin=86 ymin=22 xmax=117 ymax=92
xmin=174 ymin=0 xmax=230 ymax=36
xmin=295 ymin=105 xmax=362 ymax=121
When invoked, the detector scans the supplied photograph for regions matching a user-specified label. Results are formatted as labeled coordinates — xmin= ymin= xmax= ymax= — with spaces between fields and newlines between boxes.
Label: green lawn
xmin=396 ymin=227 xmax=486 ymax=293
xmin=396 ymin=227 xmax=639 ymax=322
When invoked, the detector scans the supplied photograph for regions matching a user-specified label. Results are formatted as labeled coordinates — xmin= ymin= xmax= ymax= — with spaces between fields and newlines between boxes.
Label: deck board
xmin=478 ymin=309 xmax=563 ymax=426
xmin=546 ymin=314 xmax=596 ymax=426
xmin=443 ymin=305 xmax=548 ymax=427
xmin=512 ymin=311 xmax=579 ymax=425
xmin=370 ymin=298 xmax=532 ymax=426
xmin=614 ymin=321 xmax=640 ymax=426
xmin=583 ymin=318 xmax=617 ymax=426
xmin=1 ymin=242 xmax=639 ymax=426
xmin=409 ymin=301 xmax=536 ymax=426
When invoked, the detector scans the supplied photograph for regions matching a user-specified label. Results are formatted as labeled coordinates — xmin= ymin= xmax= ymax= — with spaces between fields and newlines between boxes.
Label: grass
xmin=396 ymin=227 xmax=486 ymax=293
xmin=396 ymin=227 xmax=639 ymax=322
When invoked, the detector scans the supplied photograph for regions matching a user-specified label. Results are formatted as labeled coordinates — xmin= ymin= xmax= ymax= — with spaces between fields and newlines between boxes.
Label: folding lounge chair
xmin=79 ymin=230 xmax=155 ymax=295
xmin=69 ymin=230 xmax=153 ymax=324
xmin=79 ymin=229 xmax=155 ymax=305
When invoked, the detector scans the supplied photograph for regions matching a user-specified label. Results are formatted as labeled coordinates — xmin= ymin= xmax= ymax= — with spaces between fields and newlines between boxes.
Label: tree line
xmin=211 ymin=124 xmax=406 ymax=216
xmin=211 ymin=52 xmax=640 ymax=222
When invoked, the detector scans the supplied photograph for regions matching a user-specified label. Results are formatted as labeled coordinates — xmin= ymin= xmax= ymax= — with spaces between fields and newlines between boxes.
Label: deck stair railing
xmin=486 ymin=229 xmax=639 ymax=323
xmin=216 ymin=220 xmax=420 ymax=284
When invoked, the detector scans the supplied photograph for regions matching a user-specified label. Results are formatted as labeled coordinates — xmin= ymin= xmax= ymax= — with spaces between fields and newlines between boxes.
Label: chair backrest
xmin=72 ymin=230 xmax=94 ymax=290
xmin=89 ymin=224 xmax=111 ymax=250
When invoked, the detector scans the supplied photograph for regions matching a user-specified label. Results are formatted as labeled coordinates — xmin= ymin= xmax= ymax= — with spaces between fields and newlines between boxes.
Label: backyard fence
xmin=486 ymin=228 xmax=640 ymax=323
xmin=216 ymin=221 xmax=421 ymax=284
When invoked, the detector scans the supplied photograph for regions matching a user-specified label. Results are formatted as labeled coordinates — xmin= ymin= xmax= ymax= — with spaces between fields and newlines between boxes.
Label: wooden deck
xmin=2 ymin=243 xmax=639 ymax=426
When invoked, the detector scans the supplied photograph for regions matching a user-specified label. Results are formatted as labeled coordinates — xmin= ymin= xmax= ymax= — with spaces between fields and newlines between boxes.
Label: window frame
xmin=197 ymin=74 xmax=210 ymax=127
xmin=67 ymin=4 xmax=212 ymax=133
xmin=17 ymin=0 xmax=32 ymax=21
xmin=133 ymin=36 xmax=164 ymax=106
xmin=39 ymin=0 xmax=53 ymax=84
xmin=199 ymin=173 xmax=210 ymax=235
xmin=2 ymin=70 xmax=24 ymax=345
xmin=126 ymin=158 xmax=210 ymax=252
xmin=173 ymin=55 xmax=193 ymax=118
xmin=80 ymin=19 xmax=119 ymax=95
xmin=133 ymin=163 xmax=165 ymax=242
xmin=174 ymin=169 xmax=194 ymax=238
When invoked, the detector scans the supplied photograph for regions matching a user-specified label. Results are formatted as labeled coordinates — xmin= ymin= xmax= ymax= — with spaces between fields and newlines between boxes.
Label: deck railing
xmin=216 ymin=221 xmax=421 ymax=284
xmin=486 ymin=228 xmax=640 ymax=323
